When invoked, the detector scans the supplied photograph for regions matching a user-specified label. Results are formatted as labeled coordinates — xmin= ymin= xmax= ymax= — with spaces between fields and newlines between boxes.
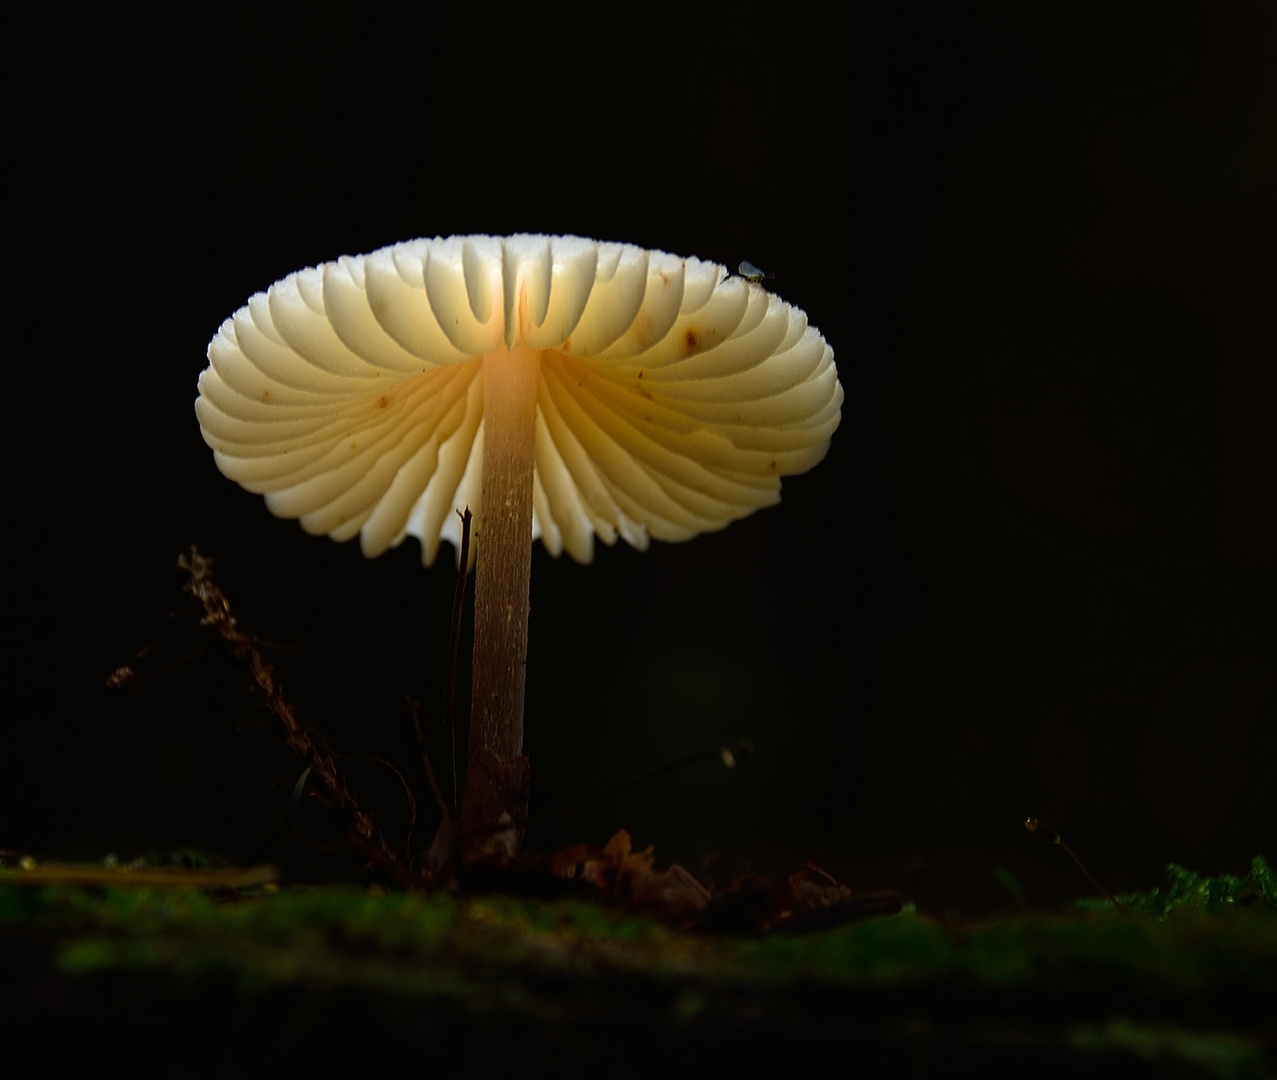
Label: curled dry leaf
xmin=549 ymin=830 xmax=711 ymax=926
xmin=544 ymin=832 xmax=901 ymax=933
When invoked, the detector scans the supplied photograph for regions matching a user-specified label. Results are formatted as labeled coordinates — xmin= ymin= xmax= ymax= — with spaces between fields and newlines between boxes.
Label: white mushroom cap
xmin=196 ymin=234 xmax=841 ymax=566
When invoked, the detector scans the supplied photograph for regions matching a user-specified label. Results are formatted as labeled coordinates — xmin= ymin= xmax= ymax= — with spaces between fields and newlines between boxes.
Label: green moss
xmin=4 ymin=876 xmax=1273 ymax=1002
xmin=1079 ymin=855 xmax=1276 ymax=916
xmin=3 ymin=862 xmax=1274 ymax=1076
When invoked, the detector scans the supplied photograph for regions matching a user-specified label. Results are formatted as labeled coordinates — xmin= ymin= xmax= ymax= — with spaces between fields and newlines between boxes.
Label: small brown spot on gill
xmin=637 ymin=370 xmax=644 ymax=379
xmin=684 ymin=329 xmax=699 ymax=351
xmin=260 ymin=390 xmax=271 ymax=400
xmin=376 ymin=395 xmax=389 ymax=408
xmin=638 ymin=389 xmax=653 ymax=400
xmin=769 ymin=460 xmax=778 ymax=470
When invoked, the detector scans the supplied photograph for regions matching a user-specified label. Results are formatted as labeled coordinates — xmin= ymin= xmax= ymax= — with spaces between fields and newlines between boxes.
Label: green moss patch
xmin=2 ymin=860 xmax=1273 ymax=1077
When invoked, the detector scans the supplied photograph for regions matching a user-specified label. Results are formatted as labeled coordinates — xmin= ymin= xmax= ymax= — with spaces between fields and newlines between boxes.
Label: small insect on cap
xmin=196 ymin=235 xmax=841 ymax=566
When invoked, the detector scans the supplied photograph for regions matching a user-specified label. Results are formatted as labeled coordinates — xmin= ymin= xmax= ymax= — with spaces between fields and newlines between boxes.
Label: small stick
xmin=444 ymin=508 xmax=473 ymax=815
xmin=565 ymin=739 xmax=753 ymax=818
xmin=1025 ymin=816 xmax=1124 ymax=911
xmin=408 ymin=696 xmax=451 ymax=821
xmin=3 ymin=863 xmax=279 ymax=890
xmin=242 ymin=767 xmax=311 ymax=869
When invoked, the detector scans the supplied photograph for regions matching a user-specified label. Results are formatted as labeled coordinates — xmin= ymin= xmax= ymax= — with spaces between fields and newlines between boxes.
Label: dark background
xmin=6 ymin=3 xmax=1273 ymax=914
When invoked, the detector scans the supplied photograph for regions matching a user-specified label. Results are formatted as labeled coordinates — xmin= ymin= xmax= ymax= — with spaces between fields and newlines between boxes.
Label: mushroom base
xmin=457 ymin=747 xmax=531 ymax=863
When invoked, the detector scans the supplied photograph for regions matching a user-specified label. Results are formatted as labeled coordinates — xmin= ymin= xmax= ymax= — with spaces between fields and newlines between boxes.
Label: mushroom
xmin=196 ymin=234 xmax=840 ymax=855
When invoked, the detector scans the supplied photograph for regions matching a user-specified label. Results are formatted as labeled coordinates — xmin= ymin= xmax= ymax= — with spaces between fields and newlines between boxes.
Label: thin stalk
xmin=470 ymin=344 xmax=541 ymax=764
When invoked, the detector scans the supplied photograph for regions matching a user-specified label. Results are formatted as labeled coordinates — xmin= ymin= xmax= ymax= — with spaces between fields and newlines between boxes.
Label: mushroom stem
xmin=471 ymin=344 xmax=542 ymax=763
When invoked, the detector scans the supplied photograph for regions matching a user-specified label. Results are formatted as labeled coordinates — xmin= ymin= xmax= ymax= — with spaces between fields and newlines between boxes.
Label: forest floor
xmin=2 ymin=856 xmax=1273 ymax=1078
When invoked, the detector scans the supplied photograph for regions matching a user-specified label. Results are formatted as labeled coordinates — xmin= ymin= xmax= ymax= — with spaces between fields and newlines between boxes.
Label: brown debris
xmin=547 ymin=830 xmax=711 ymax=926
xmin=540 ymin=832 xmax=901 ymax=934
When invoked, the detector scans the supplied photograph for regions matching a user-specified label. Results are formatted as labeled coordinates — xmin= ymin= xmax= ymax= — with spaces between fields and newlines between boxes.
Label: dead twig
xmin=444 ymin=507 xmax=472 ymax=815
xmin=179 ymin=545 xmax=397 ymax=867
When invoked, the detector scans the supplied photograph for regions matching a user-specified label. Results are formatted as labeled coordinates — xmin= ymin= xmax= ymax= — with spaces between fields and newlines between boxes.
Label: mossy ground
xmin=2 ymin=859 xmax=1273 ymax=1078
